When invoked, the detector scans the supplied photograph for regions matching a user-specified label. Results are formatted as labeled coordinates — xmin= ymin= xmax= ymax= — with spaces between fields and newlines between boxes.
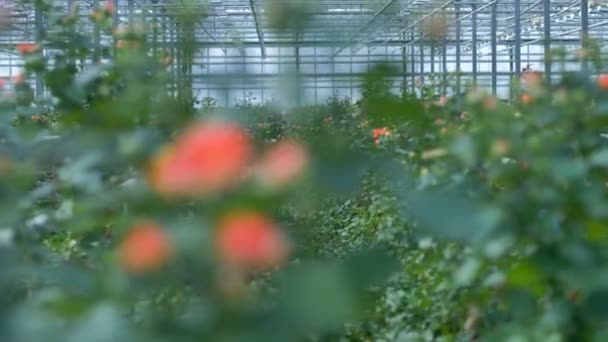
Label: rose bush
xmin=0 ymin=2 xmax=394 ymax=342
xmin=3 ymin=1 xmax=608 ymax=342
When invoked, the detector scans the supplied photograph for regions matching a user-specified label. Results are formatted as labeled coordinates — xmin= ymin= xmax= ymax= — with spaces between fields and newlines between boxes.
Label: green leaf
xmin=279 ymin=262 xmax=360 ymax=331
xmin=590 ymin=148 xmax=608 ymax=167
xmin=404 ymin=190 xmax=501 ymax=243
xmin=584 ymin=289 xmax=608 ymax=320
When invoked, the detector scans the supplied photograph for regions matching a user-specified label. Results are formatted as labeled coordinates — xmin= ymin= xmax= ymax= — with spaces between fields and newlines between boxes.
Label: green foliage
xmin=5 ymin=2 xmax=608 ymax=341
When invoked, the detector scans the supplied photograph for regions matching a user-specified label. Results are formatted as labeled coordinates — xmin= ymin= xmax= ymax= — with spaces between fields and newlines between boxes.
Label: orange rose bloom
xmin=522 ymin=71 xmax=542 ymax=87
xmin=483 ymin=96 xmax=498 ymax=110
xmin=119 ymin=221 xmax=173 ymax=274
xmin=162 ymin=56 xmax=173 ymax=66
xmin=13 ymin=73 xmax=25 ymax=84
xmin=149 ymin=120 xmax=252 ymax=197
xmin=568 ymin=289 xmax=580 ymax=303
xmin=598 ymin=74 xmax=608 ymax=90
xmin=437 ymin=95 xmax=449 ymax=107
xmin=520 ymin=93 xmax=533 ymax=105
xmin=17 ymin=43 xmax=39 ymax=55
xmin=216 ymin=211 xmax=289 ymax=270
xmin=256 ymin=139 xmax=309 ymax=188
xmin=373 ymin=127 xmax=391 ymax=145
xmin=104 ymin=1 xmax=115 ymax=13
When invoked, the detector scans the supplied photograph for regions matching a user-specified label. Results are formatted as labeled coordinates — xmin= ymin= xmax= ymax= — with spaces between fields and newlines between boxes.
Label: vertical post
xmin=128 ymin=0 xmax=134 ymax=24
xmin=420 ymin=38 xmax=424 ymax=86
xmin=581 ymin=0 xmax=589 ymax=72
xmin=455 ymin=0 xmax=461 ymax=93
xmin=177 ymin=27 xmax=182 ymax=100
xmin=509 ymin=47 xmax=514 ymax=98
xmin=331 ymin=47 xmax=336 ymax=96
xmin=350 ymin=44 xmax=354 ymax=100
xmin=172 ymin=24 xmax=179 ymax=100
xmin=410 ymin=33 xmax=416 ymax=93
xmin=224 ymin=47 xmax=228 ymax=107
xmin=295 ymin=33 xmax=301 ymax=106
xmin=430 ymin=45 xmax=435 ymax=73
xmin=491 ymin=1 xmax=498 ymax=95
xmin=163 ymin=6 xmax=170 ymax=94
xmin=34 ymin=1 xmax=44 ymax=96
xmin=112 ymin=0 xmax=119 ymax=56
xmin=152 ymin=0 xmax=158 ymax=58
xmin=313 ymin=47 xmax=317 ymax=104
xmin=442 ymin=39 xmax=447 ymax=94
xmin=67 ymin=0 xmax=75 ymax=65
xmin=93 ymin=0 xmax=100 ymax=62
xmin=514 ymin=0 xmax=522 ymax=77
xmin=472 ymin=3 xmax=477 ymax=85
xmin=402 ymin=22 xmax=407 ymax=92
xmin=544 ymin=0 xmax=551 ymax=82
xmin=402 ymin=45 xmax=407 ymax=92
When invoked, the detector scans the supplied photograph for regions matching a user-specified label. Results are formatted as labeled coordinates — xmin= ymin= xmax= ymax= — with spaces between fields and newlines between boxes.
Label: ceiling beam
xmin=249 ymin=0 xmax=266 ymax=59
xmin=331 ymin=0 xmax=400 ymax=58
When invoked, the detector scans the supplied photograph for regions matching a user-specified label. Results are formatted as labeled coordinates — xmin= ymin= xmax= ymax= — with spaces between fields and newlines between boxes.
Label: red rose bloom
xmin=119 ymin=221 xmax=173 ymax=274
xmin=216 ymin=211 xmax=289 ymax=270
xmin=149 ymin=120 xmax=252 ymax=197
xmin=256 ymin=139 xmax=309 ymax=188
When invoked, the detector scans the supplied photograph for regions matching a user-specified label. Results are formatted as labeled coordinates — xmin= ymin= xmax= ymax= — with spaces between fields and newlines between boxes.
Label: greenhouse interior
xmin=2 ymin=0 xmax=602 ymax=103
xmin=3 ymin=0 xmax=608 ymax=341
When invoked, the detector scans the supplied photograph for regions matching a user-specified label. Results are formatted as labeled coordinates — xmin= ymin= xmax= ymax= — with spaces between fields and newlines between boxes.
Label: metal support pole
xmin=431 ymin=45 xmax=435 ymax=73
xmin=93 ymin=0 xmax=100 ymax=62
xmin=112 ymin=0 xmax=119 ymax=56
xmin=152 ymin=0 xmax=158 ymax=58
xmin=581 ymin=0 xmax=589 ymax=72
xmin=420 ymin=40 xmax=424 ymax=86
xmin=67 ymin=0 xmax=75 ymax=65
xmin=442 ymin=40 xmax=447 ymax=94
xmin=455 ymin=0 xmax=461 ymax=93
xmin=34 ymin=1 xmax=44 ymax=97
xmin=331 ymin=48 xmax=336 ymax=94
xmin=472 ymin=3 xmax=477 ymax=85
xmin=544 ymin=0 xmax=551 ymax=82
xmin=128 ymin=0 xmax=134 ymax=23
xmin=514 ymin=0 xmax=522 ymax=77
xmin=491 ymin=2 xmax=498 ymax=95
xmin=313 ymin=47 xmax=317 ymax=104
xmin=295 ymin=33 xmax=301 ymax=106
xmin=402 ymin=25 xmax=407 ymax=91
xmin=509 ymin=47 xmax=514 ymax=96
xmin=249 ymin=0 xmax=266 ymax=59
xmin=411 ymin=33 xmax=416 ymax=93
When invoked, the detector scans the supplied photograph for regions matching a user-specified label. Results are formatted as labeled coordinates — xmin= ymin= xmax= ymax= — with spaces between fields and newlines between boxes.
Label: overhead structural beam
xmin=331 ymin=0 xmax=399 ymax=58
xmin=484 ymin=19 xmax=608 ymax=58
xmin=194 ymin=16 xmax=227 ymax=54
xmin=249 ymin=0 xmax=266 ymax=59
xmin=370 ymin=0 xmax=455 ymax=53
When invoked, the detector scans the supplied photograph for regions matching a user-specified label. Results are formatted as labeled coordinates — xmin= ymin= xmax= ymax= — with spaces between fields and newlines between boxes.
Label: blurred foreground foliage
xmin=2 ymin=1 xmax=608 ymax=342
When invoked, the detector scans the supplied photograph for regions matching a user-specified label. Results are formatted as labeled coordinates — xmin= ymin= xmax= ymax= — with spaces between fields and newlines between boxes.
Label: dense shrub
xmin=4 ymin=2 xmax=608 ymax=342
